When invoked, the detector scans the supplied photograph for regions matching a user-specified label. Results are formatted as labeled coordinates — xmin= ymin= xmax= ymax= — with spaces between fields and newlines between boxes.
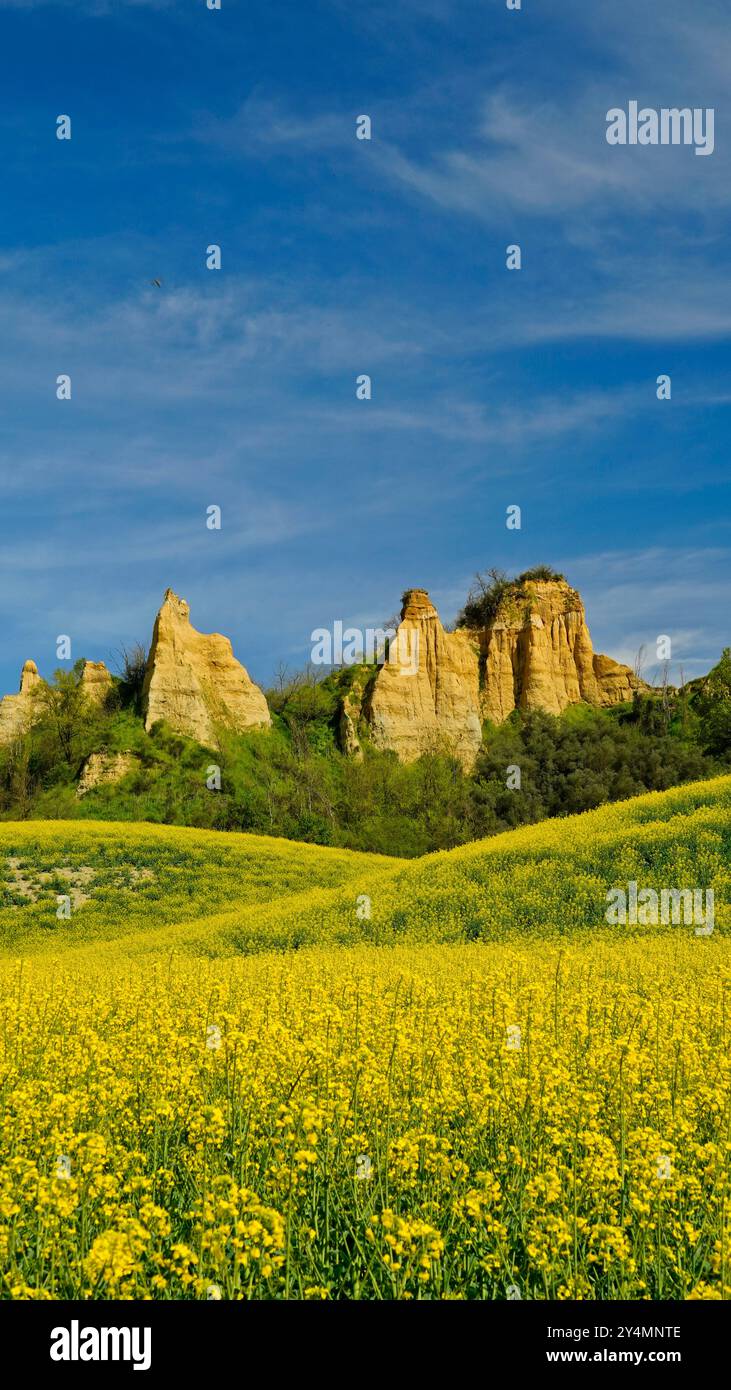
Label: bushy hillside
xmin=0 ymin=655 xmax=726 ymax=859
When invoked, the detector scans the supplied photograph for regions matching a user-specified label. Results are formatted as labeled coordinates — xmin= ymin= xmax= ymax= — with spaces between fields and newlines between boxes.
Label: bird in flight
xmin=150 ymin=278 xmax=163 ymax=288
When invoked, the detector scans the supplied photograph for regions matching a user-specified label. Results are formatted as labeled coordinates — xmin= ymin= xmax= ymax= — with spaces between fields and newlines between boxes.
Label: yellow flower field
xmin=1 ymin=777 xmax=730 ymax=1300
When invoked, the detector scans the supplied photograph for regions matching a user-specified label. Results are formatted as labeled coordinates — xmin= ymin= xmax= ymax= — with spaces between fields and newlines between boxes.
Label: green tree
xmin=33 ymin=663 xmax=96 ymax=771
xmin=693 ymin=648 xmax=731 ymax=755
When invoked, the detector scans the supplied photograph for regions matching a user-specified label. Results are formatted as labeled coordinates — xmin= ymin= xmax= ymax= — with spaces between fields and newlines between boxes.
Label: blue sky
xmin=0 ymin=0 xmax=729 ymax=694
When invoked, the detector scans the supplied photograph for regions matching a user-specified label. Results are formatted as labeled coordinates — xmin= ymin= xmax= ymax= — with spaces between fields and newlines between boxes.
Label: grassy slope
xmin=0 ymin=819 xmax=399 ymax=952
xmin=191 ymin=772 xmax=731 ymax=957
xmin=1 ymin=777 xmax=730 ymax=1301
xmin=2 ymin=774 xmax=729 ymax=960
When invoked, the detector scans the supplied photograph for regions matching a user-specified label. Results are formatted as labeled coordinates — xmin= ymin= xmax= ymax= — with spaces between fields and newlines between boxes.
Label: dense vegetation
xmin=0 ymin=648 xmax=729 ymax=857
xmin=456 ymin=565 xmax=566 ymax=628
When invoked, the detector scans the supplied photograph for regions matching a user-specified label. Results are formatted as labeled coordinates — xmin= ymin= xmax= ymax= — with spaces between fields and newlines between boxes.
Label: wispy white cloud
xmin=194 ymin=94 xmax=353 ymax=157
xmin=378 ymin=79 xmax=728 ymax=225
xmin=313 ymin=386 xmax=642 ymax=449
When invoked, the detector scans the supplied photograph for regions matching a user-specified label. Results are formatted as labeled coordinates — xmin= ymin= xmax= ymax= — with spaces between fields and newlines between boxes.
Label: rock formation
xmin=80 ymin=660 xmax=113 ymax=705
xmin=0 ymin=659 xmax=113 ymax=745
xmin=0 ymin=574 xmax=649 ymax=768
xmin=77 ymin=750 xmax=139 ymax=797
xmin=362 ymin=589 xmax=483 ymax=768
xmin=478 ymin=578 xmax=641 ymax=723
xmin=338 ymin=692 xmax=364 ymax=762
xmin=0 ymin=660 xmax=43 ymax=743
xmin=348 ymin=578 xmax=644 ymax=767
xmin=592 ymin=652 xmax=643 ymax=705
xmin=142 ymin=589 xmax=271 ymax=747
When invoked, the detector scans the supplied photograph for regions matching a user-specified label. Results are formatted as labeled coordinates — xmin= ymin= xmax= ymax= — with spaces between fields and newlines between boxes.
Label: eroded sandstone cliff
xmin=351 ymin=578 xmax=644 ymax=766
xmin=362 ymin=589 xmax=483 ymax=768
xmin=0 ymin=660 xmax=43 ymax=743
xmin=479 ymin=578 xmax=641 ymax=723
xmin=80 ymin=660 xmax=113 ymax=705
xmin=77 ymin=750 xmax=139 ymax=797
xmin=0 ymin=575 xmax=647 ymax=765
xmin=141 ymin=588 xmax=271 ymax=747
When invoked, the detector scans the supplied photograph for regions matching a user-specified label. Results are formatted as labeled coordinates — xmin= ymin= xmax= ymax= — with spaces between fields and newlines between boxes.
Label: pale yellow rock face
xmin=477 ymin=580 xmax=642 ymax=723
xmin=0 ymin=660 xmax=42 ymax=743
xmin=592 ymin=652 xmax=641 ymax=705
xmin=339 ymin=694 xmax=364 ymax=762
xmin=359 ymin=580 xmax=644 ymax=768
xmin=142 ymin=589 xmax=271 ymax=747
xmin=77 ymin=750 xmax=139 ymax=797
xmin=363 ymin=589 xmax=483 ymax=769
xmin=80 ymin=660 xmax=113 ymax=705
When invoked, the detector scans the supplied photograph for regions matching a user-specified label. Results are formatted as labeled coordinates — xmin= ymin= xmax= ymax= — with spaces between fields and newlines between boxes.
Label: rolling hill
xmin=3 ymin=774 xmax=727 ymax=958
xmin=1 ymin=777 xmax=729 ymax=1301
